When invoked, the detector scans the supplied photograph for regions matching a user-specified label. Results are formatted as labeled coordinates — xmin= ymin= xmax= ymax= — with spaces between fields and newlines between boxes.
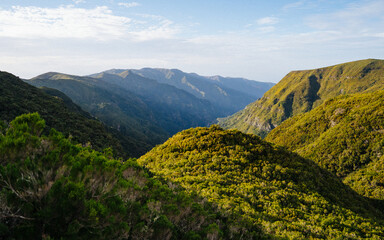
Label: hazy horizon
xmin=1 ymin=0 xmax=383 ymax=83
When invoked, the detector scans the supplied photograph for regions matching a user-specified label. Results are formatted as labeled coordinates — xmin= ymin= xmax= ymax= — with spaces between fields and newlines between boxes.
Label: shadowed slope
xmin=0 ymin=71 xmax=129 ymax=157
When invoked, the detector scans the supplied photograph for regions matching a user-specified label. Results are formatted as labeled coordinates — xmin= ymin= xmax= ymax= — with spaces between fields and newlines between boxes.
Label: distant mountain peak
xmin=32 ymin=72 xmax=63 ymax=80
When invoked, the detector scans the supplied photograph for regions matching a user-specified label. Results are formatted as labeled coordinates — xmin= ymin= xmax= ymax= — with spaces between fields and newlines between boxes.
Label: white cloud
xmin=118 ymin=2 xmax=140 ymax=8
xmin=0 ymin=6 xmax=130 ymax=40
xmin=257 ymin=17 xmax=279 ymax=25
xmin=72 ymin=0 xmax=86 ymax=4
xmin=0 ymin=5 xmax=178 ymax=41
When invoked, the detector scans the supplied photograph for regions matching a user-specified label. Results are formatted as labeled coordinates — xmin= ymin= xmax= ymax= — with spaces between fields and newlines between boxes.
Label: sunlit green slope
xmin=219 ymin=59 xmax=384 ymax=137
xmin=266 ymin=91 xmax=384 ymax=200
xmin=139 ymin=125 xmax=384 ymax=239
xmin=0 ymin=113 xmax=229 ymax=239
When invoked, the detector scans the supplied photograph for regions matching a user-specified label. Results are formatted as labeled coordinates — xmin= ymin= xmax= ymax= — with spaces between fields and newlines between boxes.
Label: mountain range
xmin=92 ymin=68 xmax=274 ymax=116
xmin=27 ymin=69 xmax=273 ymax=155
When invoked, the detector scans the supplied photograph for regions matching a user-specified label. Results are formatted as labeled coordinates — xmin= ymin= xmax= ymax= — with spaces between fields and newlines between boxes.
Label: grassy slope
xmin=139 ymin=125 xmax=384 ymax=239
xmin=219 ymin=59 xmax=384 ymax=137
xmin=266 ymin=91 xmax=384 ymax=200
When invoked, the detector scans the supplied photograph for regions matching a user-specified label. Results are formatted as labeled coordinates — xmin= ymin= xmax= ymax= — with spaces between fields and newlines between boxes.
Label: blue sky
xmin=0 ymin=0 xmax=383 ymax=82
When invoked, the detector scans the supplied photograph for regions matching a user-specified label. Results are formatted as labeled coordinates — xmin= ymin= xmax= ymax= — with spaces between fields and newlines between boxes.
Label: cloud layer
xmin=0 ymin=5 xmax=177 ymax=41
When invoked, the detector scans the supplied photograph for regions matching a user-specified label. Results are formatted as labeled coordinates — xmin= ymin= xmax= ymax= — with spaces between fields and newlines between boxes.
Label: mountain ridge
xmin=218 ymin=59 xmax=384 ymax=137
xmin=93 ymin=67 xmax=274 ymax=116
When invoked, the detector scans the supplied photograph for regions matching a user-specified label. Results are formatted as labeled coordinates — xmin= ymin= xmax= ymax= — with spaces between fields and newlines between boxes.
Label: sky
xmin=0 ymin=0 xmax=383 ymax=83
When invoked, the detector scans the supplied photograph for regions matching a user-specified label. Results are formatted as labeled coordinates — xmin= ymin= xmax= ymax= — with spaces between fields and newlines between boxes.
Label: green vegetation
xmin=344 ymin=158 xmax=384 ymax=200
xmin=0 ymin=113 xmax=228 ymax=239
xmin=0 ymin=71 xmax=130 ymax=158
xmin=266 ymin=91 xmax=384 ymax=200
xmin=139 ymin=125 xmax=384 ymax=239
xmin=219 ymin=59 xmax=384 ymax=137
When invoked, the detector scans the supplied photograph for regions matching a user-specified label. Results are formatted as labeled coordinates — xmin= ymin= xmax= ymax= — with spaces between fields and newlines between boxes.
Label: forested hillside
xmin=266 ymin=91 xmax=384 ymax=200
xmin=219 ymin=59 xmax=384 ymax=137
xmin=0 ymin=113 xmax=229 ymax=239
xmin=0 ymin=71 xmax=130 ymax=157
xmin=139 ymin=125 xmax=384 ymax=239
